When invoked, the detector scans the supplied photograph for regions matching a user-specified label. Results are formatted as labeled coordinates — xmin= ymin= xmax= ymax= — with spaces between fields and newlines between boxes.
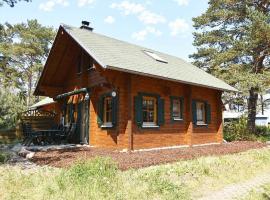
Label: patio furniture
xmin=22 ymin=123 xmax=42 ymax=146
xmin=54 ymin=124 xmax=71 ymax=144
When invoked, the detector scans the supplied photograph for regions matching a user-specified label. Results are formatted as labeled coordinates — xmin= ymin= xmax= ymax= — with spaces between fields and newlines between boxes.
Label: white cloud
xmin=138 ymin=10 xmax=166 ymax=24
xmin=111 ymin=1 xmax=145 ymax=15
xmin=173 ymin=0 xmax=189 ymax=6
xmin=39 ymin=0 xmax=69 ymax=12
xmin=77 ymin=0 xmax=95 ymax=7
xmin=132 ymin=26 xmax=162 ymax=41
xmin=168 ymin=18 xmax=189 ymax=36
xmin=111 ymin=1 xmax=166 ymax=25
xmin=104 ymin=16 xmax=115 ymax=24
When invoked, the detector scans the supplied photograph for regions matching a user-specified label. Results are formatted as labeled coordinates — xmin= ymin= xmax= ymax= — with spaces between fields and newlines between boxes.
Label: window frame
xmin=135 ymin=92 xmax=164 ymax=129
xmin=196 ymin=101 xmax=207 ymax=125
xmin=170 ymin=96 xmax=184 ymax=122
xmin=102 ymin=96 xmax=113 ymax=128
xmin=97 ymin=91 xmax=118 ymax=129
xmin=142 ymin=95 xmax=158 ymax=127
xmin=192 ymin=99 xmax=211 ymax=127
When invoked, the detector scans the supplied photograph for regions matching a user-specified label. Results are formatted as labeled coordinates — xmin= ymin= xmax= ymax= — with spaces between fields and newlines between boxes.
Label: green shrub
xmin=224 ymin=117 xmax=270 ymax=142
xmin=223 ymin=117 xmax=256 ymax=141
xmin=0 ymin=152 xmax=11 ymax=164
xmin=255 ymin=126 xmax=270 ymax=136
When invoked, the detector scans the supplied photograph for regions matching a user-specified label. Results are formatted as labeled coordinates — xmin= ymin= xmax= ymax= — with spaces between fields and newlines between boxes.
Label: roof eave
xmin=106 ymin=65 xmax=238 ymax=92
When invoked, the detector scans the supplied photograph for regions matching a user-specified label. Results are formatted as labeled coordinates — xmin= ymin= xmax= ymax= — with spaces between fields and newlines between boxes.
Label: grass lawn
xmin=239 ymin=183 xmax=270 ymax=200
xmin=1 ymin=147 xmax=270 ymax=200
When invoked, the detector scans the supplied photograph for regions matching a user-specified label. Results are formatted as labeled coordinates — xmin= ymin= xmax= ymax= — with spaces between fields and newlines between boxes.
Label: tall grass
xmin=1 ymin=148 xmax=270 ymax=200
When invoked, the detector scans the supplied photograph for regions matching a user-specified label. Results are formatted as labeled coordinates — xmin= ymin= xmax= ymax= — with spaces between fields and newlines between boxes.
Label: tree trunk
xmin=247 ymin=87 xmax=258 ymax=133
xmin=27 ymin=73 xmax=32 ymax=107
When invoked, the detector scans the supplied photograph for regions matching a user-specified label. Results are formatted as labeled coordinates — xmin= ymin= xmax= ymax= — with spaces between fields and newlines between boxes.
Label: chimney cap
xmin=82 ymin=21 xmax=90 ymax=26
xmin=80 ymin=20 xmax=93 ymax=31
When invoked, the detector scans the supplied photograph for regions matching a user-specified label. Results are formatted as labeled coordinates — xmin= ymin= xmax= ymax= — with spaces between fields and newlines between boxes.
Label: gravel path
xmin=33 ymin=141 xmax=266 ymax=170
xmin=198 ymin=171 xmax=270 ymax=200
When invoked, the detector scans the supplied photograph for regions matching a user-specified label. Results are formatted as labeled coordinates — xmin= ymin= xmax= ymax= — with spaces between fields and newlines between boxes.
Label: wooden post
xmin=127 ymin=75 xmax=133 ymax=151
xmin=184 ymin=85 xmax=192 ymax=146
xmin=216 ymin=91 xmax=223 ymax=143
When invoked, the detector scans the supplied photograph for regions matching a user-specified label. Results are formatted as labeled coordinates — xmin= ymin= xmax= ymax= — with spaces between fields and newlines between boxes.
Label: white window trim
xmin=173 ymin=117 xmax=183 ymax=121
xmin=101 ymin=122 xmax=113 ymax=128
xmin=196 ymin=121 xmax=207 ymax=126
xmin=142 ymin=122 xmax=159 ymax=128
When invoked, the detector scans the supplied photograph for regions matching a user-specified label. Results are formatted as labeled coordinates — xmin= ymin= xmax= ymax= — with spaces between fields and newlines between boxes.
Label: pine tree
xmin=0 ymin=20 xmax=55 ymax=106
xmin=0 ymin=20 xmax=54 ymax=128
xmin=0 ymin=0 xmax=30 ymax=7
xmin=190 ymin=0 xmax=270 ymax=133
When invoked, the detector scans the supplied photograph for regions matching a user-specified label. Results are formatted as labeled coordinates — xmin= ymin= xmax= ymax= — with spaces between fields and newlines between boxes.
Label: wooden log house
xmin=34 ymin=22 xmax=237 ymax=150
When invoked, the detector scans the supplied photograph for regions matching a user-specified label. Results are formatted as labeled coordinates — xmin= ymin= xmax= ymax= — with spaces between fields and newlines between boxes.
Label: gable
xmin=35 ymin=24 xmax=237 ymax=96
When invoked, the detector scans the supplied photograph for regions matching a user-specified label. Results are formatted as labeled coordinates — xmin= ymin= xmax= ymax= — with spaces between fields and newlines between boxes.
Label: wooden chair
xmin=22 ymin=123 xmax=42 ymax=146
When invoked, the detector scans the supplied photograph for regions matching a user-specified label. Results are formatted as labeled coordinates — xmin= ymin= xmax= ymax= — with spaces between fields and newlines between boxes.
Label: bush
xmin=223 ymin=117 xmax=256 ymax=141
xmin=0 ymin=152 xmax=11 ymax=164
xmin=255 ymin=126 xmax=270 ymax=136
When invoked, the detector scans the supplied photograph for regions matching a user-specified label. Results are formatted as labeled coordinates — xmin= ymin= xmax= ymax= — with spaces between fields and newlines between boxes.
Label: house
xmin=34 ymin=22 xmax=236 ymax=150
xmin=224 ymin=92 xmax=270 ymax=127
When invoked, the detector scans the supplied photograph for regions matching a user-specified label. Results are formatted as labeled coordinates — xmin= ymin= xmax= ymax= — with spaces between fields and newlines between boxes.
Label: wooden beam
xmin=39 ymin=86 xmax=63 ymax=97
xmin=127 ymin=75 xmax=133 ymax=151
xmin=184 ymin=85 xmax=192 ymax=146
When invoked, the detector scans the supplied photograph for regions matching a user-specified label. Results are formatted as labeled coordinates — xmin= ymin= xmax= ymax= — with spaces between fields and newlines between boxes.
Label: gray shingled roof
xmin=62 ymin=24 xmax=237 ymax=92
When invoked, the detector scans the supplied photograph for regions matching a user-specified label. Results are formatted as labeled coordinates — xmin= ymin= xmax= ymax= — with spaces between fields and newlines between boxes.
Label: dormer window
xmin=143 ymin=50 xmax=168 ymax=63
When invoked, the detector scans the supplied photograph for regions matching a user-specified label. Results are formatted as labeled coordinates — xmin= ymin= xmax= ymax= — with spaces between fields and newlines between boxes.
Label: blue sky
xmin=0 ymin=0 xmax=208 ymax=60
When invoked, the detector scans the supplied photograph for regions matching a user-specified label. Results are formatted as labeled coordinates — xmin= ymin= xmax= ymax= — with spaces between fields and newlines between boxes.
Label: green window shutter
xmin=157 ymin=97 xmax=165 ymax=126
xmin=206 ymin=103 xmax=211 ymax=124
xmin=170 ymin=97 xmax=173 ymax=122
xmin=97 ymin=95 xmax=104 ymax=127
xmin=135 ymin=95 xmax=143 ymax=127
xmin=192 ymin=100 xmax=197 ymax=124
xmin=112 ymin=95 xmax=118 ymax=126
xmin=180 ymin=97 xmax=184 ymax=119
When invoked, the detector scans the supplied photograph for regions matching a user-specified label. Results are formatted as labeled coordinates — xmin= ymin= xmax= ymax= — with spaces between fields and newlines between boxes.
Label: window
xmin=142 ymin=96 xmax=157 ymax=126
xmin=97 ymin=92 xmax=118 ymax=128
xmin=103 ymin=96 xmax=112 ymax=126
xmin=196 ymin=101 xmax=206 ymax=125
xmin=134 ymin=93 xmax=164 ymax=128
xmin=192 ymin=100 xmax=211 ymax=126
xmin=143 ymin=50 xmax=168 ymax=63
xmin=171 ymin=97 xmax=183 ymax=121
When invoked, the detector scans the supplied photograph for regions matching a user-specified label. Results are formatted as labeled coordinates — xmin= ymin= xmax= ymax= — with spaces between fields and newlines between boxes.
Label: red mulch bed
xmin=32 ymin=141 xmax=267 ymax=170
